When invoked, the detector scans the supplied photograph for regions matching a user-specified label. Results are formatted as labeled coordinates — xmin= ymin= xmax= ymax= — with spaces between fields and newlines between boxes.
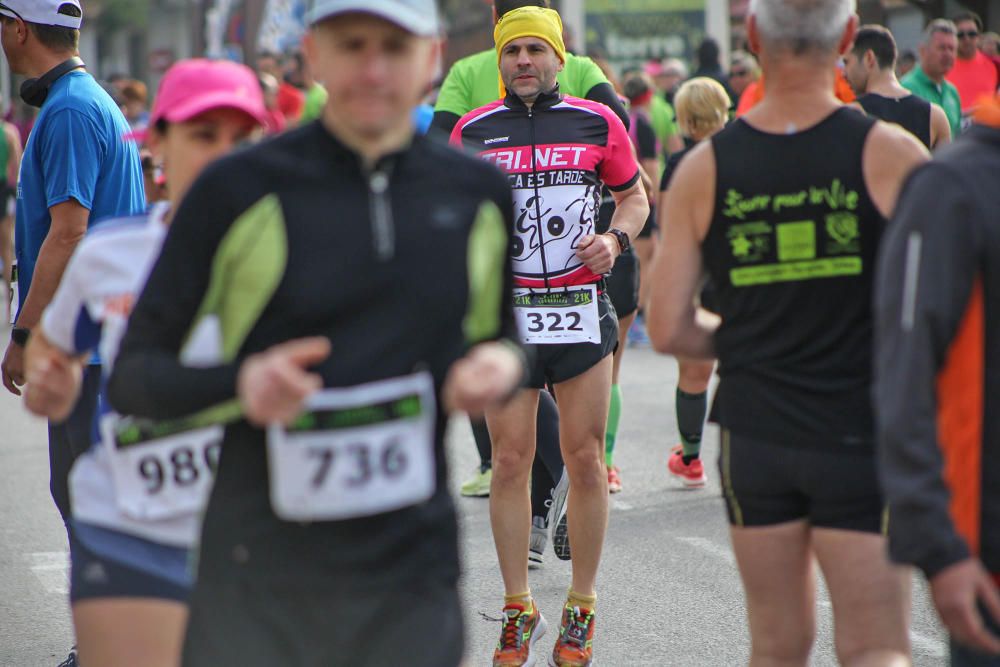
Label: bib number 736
xmin=267 ymin=372 xmax=437 ymax=522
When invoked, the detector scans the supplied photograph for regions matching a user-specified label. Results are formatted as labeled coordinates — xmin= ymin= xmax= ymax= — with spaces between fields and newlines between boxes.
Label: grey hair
xmin=662 ymin=57 xmax=688 ymax=79
xmin=750 ymin=0 xmax=856 ymax=55
xmin=921 ymin=19 xmax=956 ymax=45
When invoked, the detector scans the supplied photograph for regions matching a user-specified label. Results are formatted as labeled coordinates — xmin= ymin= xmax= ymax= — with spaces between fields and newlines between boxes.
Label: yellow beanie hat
xmin=494 ymin=6 xmax=567 ymax=66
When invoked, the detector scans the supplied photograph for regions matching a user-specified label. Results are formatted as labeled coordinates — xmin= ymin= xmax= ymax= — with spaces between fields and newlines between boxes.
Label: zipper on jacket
xmin=367 ymin=168 xmax=395 ymax=261
xmin=527 ymin=107 xmax=550 ymax=290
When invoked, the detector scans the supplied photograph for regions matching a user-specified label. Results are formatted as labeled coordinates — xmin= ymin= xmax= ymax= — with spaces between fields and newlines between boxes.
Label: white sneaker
xmin=529 ymin=516 xmax=547 ymax=569
xmin=547 ymin=468 xmax=571 ymax=561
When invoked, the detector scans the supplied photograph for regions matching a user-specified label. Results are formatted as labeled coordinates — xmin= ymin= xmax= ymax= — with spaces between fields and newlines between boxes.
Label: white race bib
xmin=513 ymin=284 xmax=600 ymax=345
xmin=266 ymin=372 xmax=437 ymax=522
xmin=102 ymin=413 xmax=223 ymax=522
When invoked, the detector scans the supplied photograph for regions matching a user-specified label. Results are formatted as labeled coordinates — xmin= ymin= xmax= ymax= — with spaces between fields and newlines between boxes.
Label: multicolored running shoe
xmin=493 ymin=602 xmax=548 ymax=666
xmin=549 ymin=604 xmax=596 ymax=666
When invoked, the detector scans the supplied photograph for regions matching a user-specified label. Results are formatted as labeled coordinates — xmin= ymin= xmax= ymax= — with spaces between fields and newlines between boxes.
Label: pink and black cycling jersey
xmin=451 ymin=88 xmax=640 ymax=288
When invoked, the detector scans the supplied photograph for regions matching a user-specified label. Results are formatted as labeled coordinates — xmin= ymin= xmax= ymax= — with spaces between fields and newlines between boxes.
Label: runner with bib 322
xmin=452 ymin=7 xmax=648 ymax=666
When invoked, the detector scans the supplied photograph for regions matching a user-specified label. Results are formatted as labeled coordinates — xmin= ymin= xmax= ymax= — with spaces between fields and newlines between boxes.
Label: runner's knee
xmin=491 ymin=444 xmax=535 ymax=481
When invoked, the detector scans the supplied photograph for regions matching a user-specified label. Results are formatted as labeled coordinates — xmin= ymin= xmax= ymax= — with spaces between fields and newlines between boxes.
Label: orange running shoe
xmin=549 ymin=604 xmax=596 ymax=666
xmin=667 ymin=445 xmax=707 ymax=488
xmin=493 ymin=602 xmax=547 ymax=666
xmin=607 ymin=465 xmax=622 ymax=494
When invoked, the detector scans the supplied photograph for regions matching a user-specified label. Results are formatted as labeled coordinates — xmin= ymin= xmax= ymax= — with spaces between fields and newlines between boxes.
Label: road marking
xmin=611 ymin=499 xmax=634 ymax=511
xmin=674 ymin=537 xmax=948 ymax=657
xmin=28 ymin=551 xmax=69 ymax=595
xmin=910 ymin=630 xmax=947 ymax=658
xmin=675 ymin=535 xmax=735 ymax=566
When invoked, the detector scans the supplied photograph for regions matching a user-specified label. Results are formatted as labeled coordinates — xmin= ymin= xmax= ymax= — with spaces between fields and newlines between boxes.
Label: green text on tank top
xmin=709 ymin=112 xmax=881 ymax=289
xmin=703 ymin=109 xmax=885 ymax=446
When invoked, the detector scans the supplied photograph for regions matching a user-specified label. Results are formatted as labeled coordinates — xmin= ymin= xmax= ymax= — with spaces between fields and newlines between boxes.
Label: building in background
xmin=0 ymin=0 xmax=996 ymax=116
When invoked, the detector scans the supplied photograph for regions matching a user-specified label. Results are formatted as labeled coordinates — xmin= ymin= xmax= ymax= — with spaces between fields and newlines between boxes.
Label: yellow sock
xmin=567 ymin=589 xmax=596 ymax=611
xmin=504 ymin=591 xmax=533 ymax=612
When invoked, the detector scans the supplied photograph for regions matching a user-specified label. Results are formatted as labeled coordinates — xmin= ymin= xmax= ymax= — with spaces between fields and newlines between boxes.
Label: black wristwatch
xmin=10 ymin=327 xmax=30 ymax=347
xmin=606 ymin=228 xmax=630 ymax=254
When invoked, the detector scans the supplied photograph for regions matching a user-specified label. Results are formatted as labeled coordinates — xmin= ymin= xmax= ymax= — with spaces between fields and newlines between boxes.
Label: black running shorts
xmin=718 ymin=429 xmax=884 ymax=534
xmin=638 ymin=204 xmax=657 ymax=238
xmin=525 ymin=292 xmax=618 ymax=389
xmin=604 ymin=249 xmax=639 ymax=319
xmin=182 ymin=571 xmax=464 ymax=667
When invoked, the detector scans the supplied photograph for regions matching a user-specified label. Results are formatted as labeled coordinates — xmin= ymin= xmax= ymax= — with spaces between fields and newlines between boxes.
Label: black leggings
xmin=49 ymin=365 xmax=101 ymax=523
xmin=472 ymin=390 xmax=564 ymax=520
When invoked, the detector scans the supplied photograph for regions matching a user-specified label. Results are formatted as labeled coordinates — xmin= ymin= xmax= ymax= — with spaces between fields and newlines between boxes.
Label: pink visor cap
xmin=135 ymin=59 xmax=267 ymax=140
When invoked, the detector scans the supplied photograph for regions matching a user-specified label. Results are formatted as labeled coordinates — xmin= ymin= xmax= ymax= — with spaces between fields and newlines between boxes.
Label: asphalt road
xmin=0 ymin=338 xmax=948 ymax=666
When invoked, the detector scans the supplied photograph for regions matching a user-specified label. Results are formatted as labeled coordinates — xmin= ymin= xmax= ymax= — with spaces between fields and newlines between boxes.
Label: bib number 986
xmin=138 ymin=442 xmax=221 ymax=495
xmin=103 ymin=414 xmax=224 ymax=521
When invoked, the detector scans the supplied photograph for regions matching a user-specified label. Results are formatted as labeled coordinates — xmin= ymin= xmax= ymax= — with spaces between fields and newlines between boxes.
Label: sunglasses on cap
xmin=957 ymin=31 xmax=979 ymax=39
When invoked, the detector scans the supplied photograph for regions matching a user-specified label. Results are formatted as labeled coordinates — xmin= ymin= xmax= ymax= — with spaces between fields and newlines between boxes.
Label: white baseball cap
xmin=306 ymin=0 xmax=439 ymax=36
xmin=0 ymin=0 xmax=83 ymax=29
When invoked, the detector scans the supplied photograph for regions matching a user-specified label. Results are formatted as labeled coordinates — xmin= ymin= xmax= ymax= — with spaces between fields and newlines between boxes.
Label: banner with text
xmin=585 ymin=0 xmax=705 ymax=74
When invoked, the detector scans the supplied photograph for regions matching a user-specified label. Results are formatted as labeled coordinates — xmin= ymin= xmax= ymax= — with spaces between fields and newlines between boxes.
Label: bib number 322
xmin=513 ymin=284 xmax=600 ymax=345
xmin=267 ymin=372 xmax=437 ymax=522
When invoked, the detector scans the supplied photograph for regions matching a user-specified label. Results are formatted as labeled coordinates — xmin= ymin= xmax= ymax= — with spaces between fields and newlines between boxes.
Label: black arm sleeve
xmin=493 ymin=175 xmax=520 ymax=348
xmin=431 ymin=110 xmax=462 ymax=136
xmin=875 ymin=163 xmax=981 ymax=578
xmin=108 ymin=165 xmax=245 ymax=421
xmin=585 ymin=83 xmax=630 ymax=131
xmin=636 ymin=116 xmax=657 ymax=160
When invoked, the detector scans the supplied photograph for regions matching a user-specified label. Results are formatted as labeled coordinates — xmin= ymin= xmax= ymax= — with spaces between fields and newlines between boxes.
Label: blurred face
xmin=982 ymin=35 xmax=1000 ymax=58
xmin=499 ymin=37 xmax=563 ymax=104
xmin=656 ymin=71 xmax=682 ymax=93
xmin=257 ymin=55 xmax=280 ymax=78
xmin=149 ymin=108 xmax=259 ymax=208
xmin=0 ymin=16 xmax=28 ymax=74
xmin=729 ymin=63 xmax=753 ymax=96
xmin=305 ymin=13 xmax=438 ymax=139
xmin=955 ymin=20 xmax=979 ymax=59
xmin=843 ymin=49 xmax=872 ymax=95
xmin=920 ymin=31 xmax=957 ymax=80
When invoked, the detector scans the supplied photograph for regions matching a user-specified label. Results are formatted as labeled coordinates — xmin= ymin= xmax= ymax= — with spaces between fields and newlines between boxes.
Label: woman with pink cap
xmin=23 ymin=58 xmax=266 ymax=667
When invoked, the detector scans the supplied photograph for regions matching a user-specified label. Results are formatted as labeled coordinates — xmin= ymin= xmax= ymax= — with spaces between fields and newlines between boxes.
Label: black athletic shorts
xmin=638 ymin=204 xmax=657 ymax=238
xmin=182 ymin=571 xmax=464 ymax=667
xmin=69 ymin=523 xmax=189 ymax=604
xmin=49 ymin=365 xmax=101 ymax=522
xmin=525 ymin=292 xmax=618 ymax=388
xmin=718 ymin=429 xmax=884 ymax=534
xmin=604 ymin=248 xmax=639 ymax=319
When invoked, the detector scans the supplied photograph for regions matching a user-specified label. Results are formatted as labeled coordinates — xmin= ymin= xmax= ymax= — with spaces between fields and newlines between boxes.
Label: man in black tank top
xmin=646 ymin=0 xmax=928 ymax=663
xmin=846 ymin=24 xmax=951 ymax=149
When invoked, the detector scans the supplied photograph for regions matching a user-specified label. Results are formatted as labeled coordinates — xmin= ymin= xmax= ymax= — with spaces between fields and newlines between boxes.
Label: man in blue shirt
xmin=0 ymin=0 xmax=144 ymax=534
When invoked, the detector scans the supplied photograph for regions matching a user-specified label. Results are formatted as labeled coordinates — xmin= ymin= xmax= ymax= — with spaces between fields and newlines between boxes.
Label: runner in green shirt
xmin=902 ymin=19 xmax=962 ymax=137
xmin=301 ymin=82 xmax=328 ymax=122
xmin=649 ymin=86 xmax=683 ymax=170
